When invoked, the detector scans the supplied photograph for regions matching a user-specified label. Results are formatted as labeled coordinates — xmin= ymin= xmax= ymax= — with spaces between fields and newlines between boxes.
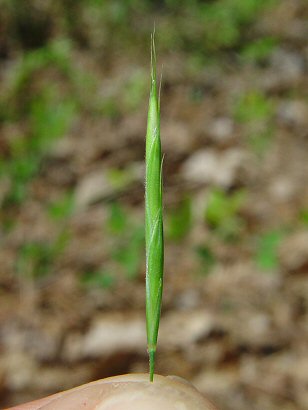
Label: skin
xmin=6 ymin=374 xmax=218 ymax=410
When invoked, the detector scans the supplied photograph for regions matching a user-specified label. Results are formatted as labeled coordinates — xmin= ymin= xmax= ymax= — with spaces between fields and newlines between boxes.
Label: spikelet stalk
xmin=145 ymin=33 xmax=164 ymax=383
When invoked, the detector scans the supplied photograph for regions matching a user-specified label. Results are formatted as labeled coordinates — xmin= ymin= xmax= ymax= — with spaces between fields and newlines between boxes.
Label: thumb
xmin=7 ymin=373 xmax=218 ymax=410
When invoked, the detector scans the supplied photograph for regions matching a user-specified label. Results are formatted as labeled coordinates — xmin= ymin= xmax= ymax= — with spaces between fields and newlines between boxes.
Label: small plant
xmin=1 ymin=83 xmax=76 ymax=208
xmin=234 ymin=90 xmax=273 ymax=124
xmin=106 ymin=201 xmax=144 ymax=280
xmin=16 ymin=232 xmax=69 ymax=279
xmin=48 ymin=193 xmax=75 ymax=221
xmin=166 ymin=197 xmax=192 ymax=241
xmin=123 ymin=69 xmax=148 ymax=112
xmin=107 ymin=201 xmax=128 ymax=234
xmin=241 ymin=37 xmax=277 ymax=64
xmin=299 ymin=208 xmax=308 ymax=226
xmin=112 ymin=224 xmax=144 ymax=280
xmin=145 ymin=34 xmax=164 ymax=382
xmin=205 ymin=188 xmax=246 ymax=241
xmin=195 ymin=245 xmax=216 ymax=275
xmin=234 ymin=90 xmax=275 ymax=155
xmin=17 ymin=242 xmax=54 ymax=279
xmin=81 ymin=269 xmax=115 ymax=289
xmin=255 ymin=230 xmax=284 ymax=271
xmin=165 ymin=0 xmax=277 ymax=54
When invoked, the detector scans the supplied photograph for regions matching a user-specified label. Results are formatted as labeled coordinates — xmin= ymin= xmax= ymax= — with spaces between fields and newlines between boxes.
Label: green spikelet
xmin=145 ymin=33 xmax=164 ymax=383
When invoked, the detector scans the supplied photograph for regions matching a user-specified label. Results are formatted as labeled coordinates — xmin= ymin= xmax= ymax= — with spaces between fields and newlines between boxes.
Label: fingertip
xmin=6 ymin=373 xmax=218 ymax=410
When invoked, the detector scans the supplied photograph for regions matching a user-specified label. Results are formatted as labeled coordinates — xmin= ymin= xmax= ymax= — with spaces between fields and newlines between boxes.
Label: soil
xmin=0 ymin=1 xmax=308 ymax=409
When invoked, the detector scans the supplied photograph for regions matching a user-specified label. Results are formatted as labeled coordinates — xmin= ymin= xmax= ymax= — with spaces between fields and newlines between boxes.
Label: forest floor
xmin=0 ymin=1 xmax=308 ymax=409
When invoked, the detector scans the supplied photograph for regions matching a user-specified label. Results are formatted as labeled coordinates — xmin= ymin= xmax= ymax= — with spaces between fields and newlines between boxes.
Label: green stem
xmin=149 ymin=347 xmax=156 ymax=382
xmin=145 ymin=32 xmax=164 ymax=383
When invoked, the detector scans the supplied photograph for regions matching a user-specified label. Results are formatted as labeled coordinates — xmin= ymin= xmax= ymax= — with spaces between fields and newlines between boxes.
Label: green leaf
xmin=48 ymin=193 xmax=75 ymax=221
xmin=112 ymin=225 xmax=144 ymax=279
xmin=107 ymin=201 xmax=128 ymax=234
xmin=167 ymin=197 xmax=192 ymax=241
xmin=205 ymin=188 xmax=246 ymax=241
xmin=299 ymin=209 xmax=308 ymax=226
xmin=81 ymin=270 xmax=115 ymax=289
xmin=195 ymin=245 xmax=216 ymax=275
xmin=241 ymin=37 xmax=277 ymax=64
xmin=17 ymin=242 xmax=54 ymax=278
xmin=255 ymin=230 xmax=284 ymax=271
xmin=234 ymin=91 xmax=273 ymax=124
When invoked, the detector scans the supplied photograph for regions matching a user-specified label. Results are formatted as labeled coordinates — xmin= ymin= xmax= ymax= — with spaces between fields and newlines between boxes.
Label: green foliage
xmin=4 ymin=40 xmax=72 ymax=112
xmin=29 ymin=88 xmax=76 ymax=149
xmin=0 ymin=0 xmax=279 ymax=77
xmin=25 ymin=194 xmax=73 ymax=280
xmin=1 ymin=88 xmax=76 ymax=207
xmin=123 ymin=69 xmax=148 ymax=111
xmin=99 ymin=98 xmax=121 ymax=120
xmin=200 ymin=3 xmax=241 ymax=49
xmin=241 ymin=37 xmax=277 ymax=64
xmin=14 ymin=194 xmax=71 ymax=279
xmin=48 ymin=193 xmax=75 ymax=221
xmin=255 ymin=230 xmax=284 ymax=271
xmin=107 ymin=201 xmax=128 ymax=234
xmin=59 ymin=0 xmax=151 ymax=56
xmin=112 ymin=225 xmax=144 ymax=279
xmin=234 ymin=91 xmax=273 ymax=124
xmin=106 ymin=201 xmax=144 ymax=280
xmin=205 ymin=188 xmax=246 ymax=240
xmin=299 ymin=209 xmax=308 ymax=226
xmin=1 ymin=38 xmax=96 ymax=125
xmin=166 ymin=197 xmax=192 ymax=241
xmin=81 ymin=270 xmax=115 ymax=289
xmin=1 ymin=48 xmax=77 ymax=207
xmin=16 ymin=231 xmax=69 ymax=279
xmin=17 ymin=242 xmax=54 ymax=278
xmin=106 ymin=168 xmax=136 ymax=190
xmin=160 ymin=0 xmax=277 ymax=53
xmin=195 ymin=245 xmax=216 ymax=275
xmin=234 ymin=90 xmax=275 ymax=155
xmin=1 ymin=154 xmax=40 ymax=206
xmin=248 ymin=128 xmax=274 ymax=156
xmin=97 ymin=69 xmax=147 ymax=118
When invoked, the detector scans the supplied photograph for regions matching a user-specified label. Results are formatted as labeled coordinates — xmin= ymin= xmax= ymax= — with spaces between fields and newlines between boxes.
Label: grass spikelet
xmin=145 ymin=32 xmax=164 ymax=383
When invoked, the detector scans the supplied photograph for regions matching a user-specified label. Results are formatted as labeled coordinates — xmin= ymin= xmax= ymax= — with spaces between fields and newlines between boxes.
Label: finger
xmin=7 ymin=373 xmax=218 ymax=410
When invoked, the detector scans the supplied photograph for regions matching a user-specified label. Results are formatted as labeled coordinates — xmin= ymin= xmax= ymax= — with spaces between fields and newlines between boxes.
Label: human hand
xmin=7 ymin=373 xmax=218 ymax=410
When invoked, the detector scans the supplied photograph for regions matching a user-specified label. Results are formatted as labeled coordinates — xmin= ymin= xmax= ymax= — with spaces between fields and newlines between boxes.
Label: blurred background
xmin=0 ymin=0 xmax=308 ymax=409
